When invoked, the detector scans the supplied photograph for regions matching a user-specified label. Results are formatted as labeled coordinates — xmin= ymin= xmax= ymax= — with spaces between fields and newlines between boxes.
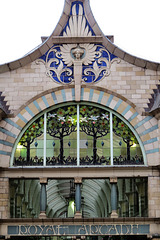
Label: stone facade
xmin=0 ymin=0 xmax=160 ymax=239
xmin=0 ymin=60 xmax=159 ymax=113
xmin=148 ymin=177 xmax=160 ymax=218
xmin=0 ymin=178 xmax=9 ymax=219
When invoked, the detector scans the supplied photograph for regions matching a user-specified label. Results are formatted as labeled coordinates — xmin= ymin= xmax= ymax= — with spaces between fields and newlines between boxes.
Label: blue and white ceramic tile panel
xmin=38 ymin=1 xmax=118 ymax=85
xmin=39 ymin=45 xmax=117 ymax=84
xmin=39 ymin=45 xmax=74 ymax=84
xmin=61 ymin=1 xmax=95 ymax=37
xmin=0 ymin=88 xmax=159 ymax=162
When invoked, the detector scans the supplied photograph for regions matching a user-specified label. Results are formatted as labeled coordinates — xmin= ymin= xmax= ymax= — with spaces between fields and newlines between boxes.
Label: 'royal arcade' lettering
xmin=8 ymin=224 xmax=150 ymax=236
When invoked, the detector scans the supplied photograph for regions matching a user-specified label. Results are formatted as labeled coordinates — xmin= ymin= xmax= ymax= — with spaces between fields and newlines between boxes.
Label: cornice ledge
xmin=52 ymin=36 xmax=103 ymax=44
xmin=0 ymin=217 xmax=160 ymax=224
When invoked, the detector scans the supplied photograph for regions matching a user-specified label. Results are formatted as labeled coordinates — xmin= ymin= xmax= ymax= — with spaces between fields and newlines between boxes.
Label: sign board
xmin=8 ymin=224 xmax=150 ymax=236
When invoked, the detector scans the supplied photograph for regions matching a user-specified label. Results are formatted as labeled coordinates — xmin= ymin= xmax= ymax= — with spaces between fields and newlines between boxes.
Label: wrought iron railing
xmin=14 ymin=156 xmax=43 ymax=166
xmin=46 ymin=156 xmax=77 ymax=165
xmin=113 ymin=155 xmax=143 ymax=165
xmin=14 ymin=155 xmax=143 ymax=166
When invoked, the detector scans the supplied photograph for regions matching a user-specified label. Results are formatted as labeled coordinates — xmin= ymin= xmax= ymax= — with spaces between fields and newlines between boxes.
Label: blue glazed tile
xmin=81 ymin=88 xmax=84 ymax=100
xmin=139 ymin=125 xmax=158 ymax=136
xmin=128 ymin=112 xmax=139 ymax=122
xmin=134 ymin=116 xmax=153 ymax=129
xmin=42 ymin=96 xmax=49 ymax=108
xmin=146 ymin=148 xmax=159 ymax=154
xmin=72 ymin=88 xmax=75 ymax=100
xmin=122 ymin=105 xmax=131 ymax=116
xmin=4 ymin=118 xmax=22 ymax=130
xmin=25 ymin=106 xmax=35 ymax=117
xmin=98 ymin=91 xmax=104 ymax=103
xmin=81 ymin=45 xmax=117 ymax=84
xmin=61 ymin=89 xmax=66 ymax=102
xmin=33 ymin=100 xmax=42 ymax=112
xmin=114 ymin=99 xmax=123 ymax=111
xmin=143 ymin=137 xmax=158 ymax=145
xmin=51 ymin=92 xmax=58 ymax=104
xmin=89 ymin=89 xmax=94 ymax=101
xmin=0 ymin=127 xmax=17 ymax=138
xmin=106 ymin=95 xmax=113 ymax=107
xmin=0 ymin=150 xmax=11 ymax=156
xmin=17 ymin=114 xmax=28 ymax=124
xmin=0 ymin=140 xmax=13 ymax=147
xmin=61 ymin=1 xmax=95 ymax=37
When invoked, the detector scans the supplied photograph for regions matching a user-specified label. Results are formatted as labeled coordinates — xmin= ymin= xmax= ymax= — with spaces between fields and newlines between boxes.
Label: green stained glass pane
xmin=79 ymin=105 xmax=110 ymax=165
xmin=113 ymin=114 xmax=143 ymax=165
xmin=13 ymin=104 xmax=144 ymax=167
xmin=14 ymin=116 xmax=44 ymax=166
xmin=46 ymin=105 xmax=77 ymax=165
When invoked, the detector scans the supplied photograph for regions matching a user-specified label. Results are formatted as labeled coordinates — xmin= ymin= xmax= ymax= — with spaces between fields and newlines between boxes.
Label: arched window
xmin=12 ymin=103 xmax=146 ymax=166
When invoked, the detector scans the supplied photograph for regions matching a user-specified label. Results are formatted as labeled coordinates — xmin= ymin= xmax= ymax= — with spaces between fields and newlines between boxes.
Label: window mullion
xmin=110 ymin=112 xmax=113 ymax=165
xmin=77 ymin=104 xmax=80 ymax=166
xmin=43 ymin=112 xmax=47 ymax=166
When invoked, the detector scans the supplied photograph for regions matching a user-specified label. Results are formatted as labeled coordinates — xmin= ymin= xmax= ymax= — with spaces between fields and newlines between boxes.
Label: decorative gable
xmin=37 ymin=1 xmax=119 ymax=101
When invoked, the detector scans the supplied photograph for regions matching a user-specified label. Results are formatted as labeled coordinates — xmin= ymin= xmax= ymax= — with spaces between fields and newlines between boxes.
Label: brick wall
xmin=148 ymin=176 xmax=160 ymax=218
xmin=97 ymin=60 xmax=160 ymax=111
xmin=0 ymin=59 xmax=160 ymax=113
xmin=0 ymin=178 xmax=9 ymax=219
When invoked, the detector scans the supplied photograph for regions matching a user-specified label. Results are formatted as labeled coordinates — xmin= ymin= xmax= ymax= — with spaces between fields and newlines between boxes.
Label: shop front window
xmin=12 ymin=104 xmax=145 ymax=166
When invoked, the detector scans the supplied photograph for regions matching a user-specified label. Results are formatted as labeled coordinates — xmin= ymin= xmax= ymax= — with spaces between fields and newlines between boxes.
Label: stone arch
xmin=0 ymin=86 xmax=159 ymax=167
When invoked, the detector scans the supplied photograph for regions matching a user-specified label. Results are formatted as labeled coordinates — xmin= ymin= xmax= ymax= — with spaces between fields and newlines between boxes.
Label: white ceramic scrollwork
xmin=37 ymin=3 xmax=120 ymax=85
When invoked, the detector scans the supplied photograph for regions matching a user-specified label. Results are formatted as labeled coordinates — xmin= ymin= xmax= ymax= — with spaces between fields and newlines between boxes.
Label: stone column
xmin=39 ymin=178 xmax=48 ymax=219
xmin=74 ymin=177 xmax=82 ymax=218
xmin=110 ymin=177 xmax=118 ymax=218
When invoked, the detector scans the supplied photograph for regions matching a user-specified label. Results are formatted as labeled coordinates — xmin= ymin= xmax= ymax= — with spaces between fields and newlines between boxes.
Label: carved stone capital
xmin=110 ymin=210 xmax=118 ymax=218
xmin=74 ymin=211 xmax=82 ymax=219
xmin=39 ymin=178 xmax=48 ymax=184
xmin=110 ymin=177 xmax=117 ymax=183
xmin=39 ymin=211 xmax=47 ymax=219
xmin=74 ymin=177 xmax=82 ymax=184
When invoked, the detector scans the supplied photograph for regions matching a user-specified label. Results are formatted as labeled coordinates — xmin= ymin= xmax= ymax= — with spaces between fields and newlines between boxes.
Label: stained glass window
xmin=13 ymin=104 xmax=145 ymax=166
